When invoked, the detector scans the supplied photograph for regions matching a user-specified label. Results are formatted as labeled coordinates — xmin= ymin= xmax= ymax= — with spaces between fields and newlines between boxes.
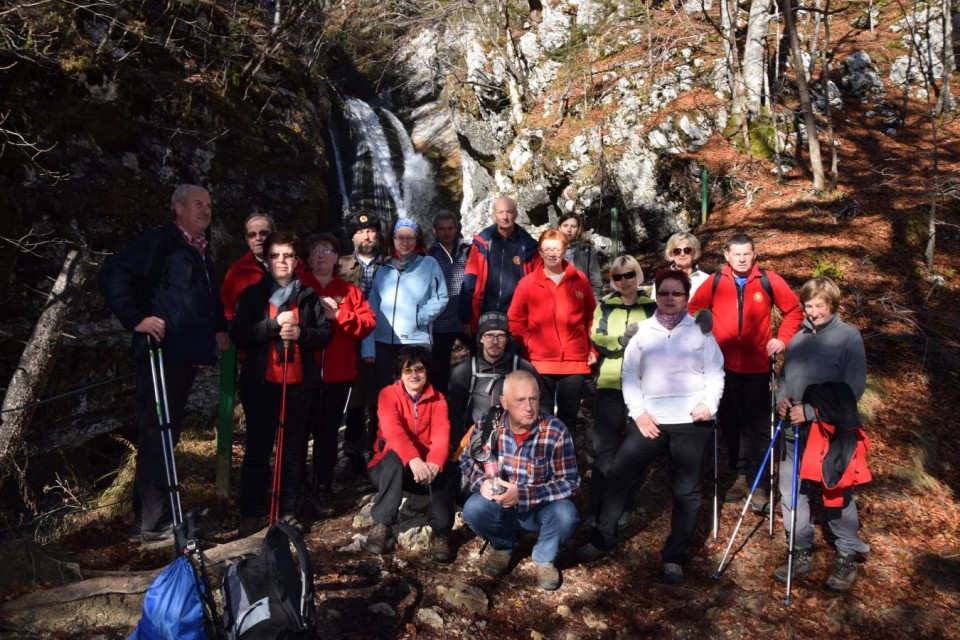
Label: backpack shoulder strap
xmin=710 ymin=271 xmax=722 ymax=300
xmin=468 ymin=357 xmax=479 ymax=395
xmin=758 ymin=267 xmax=775 ymax=304
xmin=511 ymin=355 xmax=518 ymax=371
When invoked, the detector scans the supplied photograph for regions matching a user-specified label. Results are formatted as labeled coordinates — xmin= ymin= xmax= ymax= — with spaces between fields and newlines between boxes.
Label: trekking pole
xmin=712 ymin=419 xmax=719 ymax=541
xmin=711 ymin=418 xmax=785 ymax=580
xmin=768 ymin=355 xmax=777 ymax=537
xmin=148 ymin=336 xmax=183 ymax=528
xmin=784 ymin=421 xmax=801 ymax=605
xmin=270 ymin=340 xmax=290 ymax=525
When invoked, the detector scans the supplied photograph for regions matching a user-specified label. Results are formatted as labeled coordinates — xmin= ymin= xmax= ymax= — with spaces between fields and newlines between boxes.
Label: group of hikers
xmin=98 ymin=184 xmax=870 ymax=595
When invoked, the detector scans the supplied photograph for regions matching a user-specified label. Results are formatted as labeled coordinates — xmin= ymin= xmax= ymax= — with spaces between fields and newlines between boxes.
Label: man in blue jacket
xmin=99 ymin=184 xmax=229 ymax=542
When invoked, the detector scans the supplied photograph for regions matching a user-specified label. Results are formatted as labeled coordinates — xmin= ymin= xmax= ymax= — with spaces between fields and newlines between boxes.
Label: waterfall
xmin=326 ymin=122 xmax=350 ymax=218
xmin=338 ymin=97 xmax=435 ymax=231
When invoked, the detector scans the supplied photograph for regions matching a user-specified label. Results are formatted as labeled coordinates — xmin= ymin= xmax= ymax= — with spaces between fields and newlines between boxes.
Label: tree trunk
xmin=0 ymin=249 xmax=91 ymax=492
xmin=781 ymin=0 xmax=826 ymax=192
xmin=935 ymin=0 xmax=955 ymax=114
xmin=722 ymin=0 xmax=753 ymax=154
xmin=743 ymin=0 xmax=774 ymax=114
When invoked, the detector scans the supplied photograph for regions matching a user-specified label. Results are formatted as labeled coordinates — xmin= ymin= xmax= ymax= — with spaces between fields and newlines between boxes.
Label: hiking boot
xmin=534 ymin=562 xmax=561 ymax=590
xmin=663 ymin=562 xmax=684 ymax=584
xmin=751 ymin=486 xmax=771 ymax=514
xmin=238 ymin=517 xmax=260 ymax=538
xmin=773 ymin=547 xmax=814 ymax=584
xmin=582 ymin=515 xmax=597 ymax=532
xmin=365 ymin=522 xmax=391 ymax=555
xmin=617 ymin=509 xmax=635 ymax=529
xmin=484 ymin=550 xmax=513 ymax=578
xmin=430 ymin=531 xmax=454 ymax=564
xmin=141 ymin=523 xmax=174 ymax=543
xmin=128 ymin=520 xmax=142 ymax=542
xmin=576 ymin=542 xmax=608 ymax=563
xmin=724 ymin=476 xmax=749 ymax=503
xmin=826 ymin=552 xmax=858 ymax=592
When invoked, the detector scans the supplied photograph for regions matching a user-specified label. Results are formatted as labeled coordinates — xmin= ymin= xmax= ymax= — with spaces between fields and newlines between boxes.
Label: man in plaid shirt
xmin=459 ymin=370 xmax=580 ymax=590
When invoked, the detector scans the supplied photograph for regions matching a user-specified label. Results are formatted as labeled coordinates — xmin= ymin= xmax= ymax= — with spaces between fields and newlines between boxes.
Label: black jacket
xmin=98 ymin=222 xmax=227 ymax=366
xmin=229 ymin=277 xmax=333 ymax=388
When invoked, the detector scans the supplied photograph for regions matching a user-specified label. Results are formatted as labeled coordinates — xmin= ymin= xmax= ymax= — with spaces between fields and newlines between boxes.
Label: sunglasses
xmin=310 ymin=249 xmax=336 ymax=257
xmin=672 ymin=247 xmax=694 ymax=256
xmin=246 ymin=230 xmax=271 ymax=239
xmin=401 ymin=364 xmax=427 ymax=375
xmin=657 ymin=290 xmax=686 ymax=297
xmin=611 ymin=271 xmax=637 ymax=282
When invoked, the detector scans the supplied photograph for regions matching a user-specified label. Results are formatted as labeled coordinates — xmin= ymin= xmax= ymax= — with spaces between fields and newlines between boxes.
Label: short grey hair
xmin=244 ymin=212 xmax=276 ymax=232
xmin=170 ymin=184 xmax=207 ymax=210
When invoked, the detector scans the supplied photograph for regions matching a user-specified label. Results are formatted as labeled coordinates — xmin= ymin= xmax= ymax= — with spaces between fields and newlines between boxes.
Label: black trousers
xmin=588 ymin=388 xmax=628 ymax=518
xmin=431 ymin=331 xmax=476 ymax=395
xmin=368 ymin=450 xmax=456 ymax=533
xmin=344 ymin=358 xmax=378 ymax=452
xmin=718 ymin=371 xmax=772 ymax=480
xmin=541 ymin=373 xmax=585 ymax=435
xmin=239 ymin=379 xmax=309 ymax=520
xmin=133 ymin=360 xmax=197 ymax=531
xmin=304 ymin=381 xmax=352 ymax=489
xmin=592 ymin=420 xmax=712 ymax=564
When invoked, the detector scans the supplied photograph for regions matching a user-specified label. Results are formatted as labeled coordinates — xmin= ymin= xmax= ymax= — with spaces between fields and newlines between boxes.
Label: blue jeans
xmin=462 ymin=493 xmax=579 ymax=564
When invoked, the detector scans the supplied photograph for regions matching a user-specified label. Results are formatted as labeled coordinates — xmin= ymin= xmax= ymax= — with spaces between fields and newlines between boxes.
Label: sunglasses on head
xmin=611 ymin=271 xmax=637 ymax=282
xmin=246 ymin=230 xmax=271 ymax=239
xmin=672 ymin=247 xmax=694 ymax=256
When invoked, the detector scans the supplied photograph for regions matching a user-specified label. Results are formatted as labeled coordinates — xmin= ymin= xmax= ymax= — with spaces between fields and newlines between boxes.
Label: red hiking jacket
xmin=300 ymin=273 xmax=375 ymax=383
xmin=221 ymin=252 xmax=266 ymax=322
xmin=370 ymin=382 xmax=451 ymax=470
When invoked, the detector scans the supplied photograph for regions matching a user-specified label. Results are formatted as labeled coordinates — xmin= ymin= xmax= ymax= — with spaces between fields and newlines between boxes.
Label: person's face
xmin=492 ymin=199 xmax=518 ymax=235
xmin=307 ymin=241 xmax=338 ymax=276
xmin=267 ymin=243 xmax=298 ymax=284
xmin=173 ymin=187 xmax=212 ymax=236
xmin=540 ymin=239 xmax=565 ymax=270
xmin=670 ymin=242 xmax=695 ymax=270
xmin=610 ymin=267 xmax=639 ymax=296
xmin=434 ymin=219 xmax=458 ymax=246
xmin=500 ymin=378 xmax=540 ymax=431
xmin=558 ymin=218 xmax=581 ymax=242
xmin=724 ymin=242 xmax=756 ymax=277
xmin=393 ymin=228 xmax=418 ymax=257
xmin=803 ymin=295 xmax=834 ymax=327
xmin=244 ymin=216 xmax=272 ymax=258
xmin=480 ymin=330 xmax=508 ymax=360
xmin=655 ymin=278 xmax=688 ymax=315
xmin=400 ymin=361 xmax=428 ymax=395
xmin=352 ymin=227 xmax=379 ymax=256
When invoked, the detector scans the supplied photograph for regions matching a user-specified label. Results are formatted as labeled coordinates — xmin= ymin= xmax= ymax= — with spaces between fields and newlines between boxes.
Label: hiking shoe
xmin=773 ymin=547 xmax=814 ymax=583
xmin=826 ymin=552 xmax=858 ymax=592
xmin=663 ymin=562 xmax=684 ymax=583
xmin=430 ymin=531 xmax=454 ymax=564
xmin=617 ymin=509 xmax=635 ymax=529
xmin=724 ymin=476 xmax=749 ymax=503
xmin=484 ymin=551 xmax=513 ymax=578
xmin=576 ymin=542 xmax=609 ymax=563
xmin=141 ymin=523 xmax=174 ymax=543
xmin=751 ymin=486 xmax=771 ymax=514
xmin=534 ymin=563 xmax=561 ymax=590
xmin=365 ymin=522 xmax=391 ymax=555
xmin=238 ymin=517 xmax=260 ymax=538
xmin=128 ymin=520 xmax=142 ymax=542
xmin=582 ymin=515 xmax=597 ymax=532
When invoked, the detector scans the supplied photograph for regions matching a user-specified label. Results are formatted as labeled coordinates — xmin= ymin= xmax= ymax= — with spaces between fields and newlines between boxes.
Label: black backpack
xmin=221 ymin=521 xmax=316 ymax=639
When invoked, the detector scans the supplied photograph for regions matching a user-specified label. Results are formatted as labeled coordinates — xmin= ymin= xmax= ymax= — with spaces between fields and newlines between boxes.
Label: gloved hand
xmin=695 ymin=310 xmax=713 ymax=334
xmin=618 ymin=322 xmax=639 ymax=347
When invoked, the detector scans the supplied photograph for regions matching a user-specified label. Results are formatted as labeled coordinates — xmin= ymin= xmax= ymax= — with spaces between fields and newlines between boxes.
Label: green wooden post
xmin=701 ymin=167 xmax=709 ymax=226
xmin=611 ymin=206 xmax=619 ymax=256
xmin=216 ymin=345 xmax=237 ymax=497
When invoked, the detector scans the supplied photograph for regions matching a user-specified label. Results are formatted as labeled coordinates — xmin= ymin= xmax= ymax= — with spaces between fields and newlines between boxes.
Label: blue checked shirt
xmin=428 ymin=238 xmax=469 ymax=333
xmin=459 ymin=411 xmax=580 ymax=513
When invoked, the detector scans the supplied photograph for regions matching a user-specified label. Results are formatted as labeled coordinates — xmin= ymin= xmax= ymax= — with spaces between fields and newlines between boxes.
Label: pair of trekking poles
xmin=710 ymin=356 xmax=803 ymax=605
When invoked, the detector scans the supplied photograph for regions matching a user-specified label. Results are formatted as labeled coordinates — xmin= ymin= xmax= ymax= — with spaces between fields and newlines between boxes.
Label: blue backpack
xmin=130 ymin=556 xmax=207 ymax=640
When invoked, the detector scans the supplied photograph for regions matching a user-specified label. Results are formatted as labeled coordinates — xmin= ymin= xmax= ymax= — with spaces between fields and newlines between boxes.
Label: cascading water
xmin=338 ymin=97 xmax=435 ymax=231
xmin=326 ymin=122 xmax=351 ymax=218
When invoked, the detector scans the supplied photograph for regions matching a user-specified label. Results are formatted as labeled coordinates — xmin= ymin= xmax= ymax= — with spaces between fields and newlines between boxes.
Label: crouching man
xmin=459 ymin=370 xmax=580 ymax=590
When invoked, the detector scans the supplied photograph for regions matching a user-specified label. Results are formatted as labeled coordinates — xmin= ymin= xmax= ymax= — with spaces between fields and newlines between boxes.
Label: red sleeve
xmin=335 ymin=285 xmax=375 ymax=340
xmin=583 ymin=280 xmax=598 ymax=355
xmin=376 ymin=387 xmax=422 ymax=466
xmin=426 ymin=395 xmax=451 ymax=469
xmin=507 ymin=278 xmax=531 ymax=350
xmin=221 ymin=266 xmax=242 ymax=322
xmin=687 ymin=277 xmax=712 ymax=315
xmin=770 ymin=272 xmax=803 ymax=345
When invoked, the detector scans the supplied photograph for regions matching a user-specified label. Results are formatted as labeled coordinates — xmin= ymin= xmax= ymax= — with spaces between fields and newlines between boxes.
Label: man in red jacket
xmin=221 ymin=213 xmax=275 ymax=321
xmin=688 ymin=233 xmax=802 ymax=511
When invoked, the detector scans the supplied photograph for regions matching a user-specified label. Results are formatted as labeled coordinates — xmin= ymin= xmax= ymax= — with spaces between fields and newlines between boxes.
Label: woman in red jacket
xmin=507 ymin=229 xmax=597 ymax=434
xmin=301 ymin=233 xmax=375 ymax=507
xmin=365 ymin=346 xmax=456 ymax=564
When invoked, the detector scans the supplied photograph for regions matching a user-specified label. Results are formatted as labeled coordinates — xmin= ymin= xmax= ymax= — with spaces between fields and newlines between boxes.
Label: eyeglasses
xmin=401 ymin=364 xmax=426 ymax=375
xmin=541 ymin=248 xmax=564 ymax=255
xmin=268 ymin=252 xmax=297 ymax=261
xmin=246 ymin=230 xmax=271 ymax=239
xmin=394 ymin=235 xmax=417 ymax=243
xmin=611 ymin=271 xmax=637 ymax=282
xmin=657 ymin=290 xmax=687 ymax=297
xmin=672 ymin=247 xmax=694 ymax=256
xmin=482 ymin=333 xmax=508 ymax=342
xmin=310 ymin=249 xmax=335 ymax=257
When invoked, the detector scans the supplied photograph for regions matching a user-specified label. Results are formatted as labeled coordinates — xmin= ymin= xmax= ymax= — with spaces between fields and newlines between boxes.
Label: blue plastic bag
xmin=130 ymin=556 xmax=206 ymax=640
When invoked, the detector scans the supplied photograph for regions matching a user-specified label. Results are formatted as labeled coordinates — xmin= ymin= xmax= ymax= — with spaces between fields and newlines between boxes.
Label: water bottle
xmin=481 ymin=444 xmax=505 ymax=496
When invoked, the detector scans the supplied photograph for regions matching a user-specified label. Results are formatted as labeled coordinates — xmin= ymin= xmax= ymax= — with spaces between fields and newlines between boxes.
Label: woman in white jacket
xmin=578 ymin=268 xmax=724 ymax=584
xmin=365 ymin=218 xmax=448 ymax=389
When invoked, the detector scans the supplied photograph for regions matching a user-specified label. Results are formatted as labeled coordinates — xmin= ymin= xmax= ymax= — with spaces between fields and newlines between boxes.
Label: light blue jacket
xmin=362 ymin=254 xmax=449 ymax=357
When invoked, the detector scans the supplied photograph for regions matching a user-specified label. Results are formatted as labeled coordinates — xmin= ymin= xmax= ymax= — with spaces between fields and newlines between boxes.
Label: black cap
xmin=478 ymin=311 xmax=509 ymax=337
xmin=344 ymin=211 xmax=381 ymax=239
